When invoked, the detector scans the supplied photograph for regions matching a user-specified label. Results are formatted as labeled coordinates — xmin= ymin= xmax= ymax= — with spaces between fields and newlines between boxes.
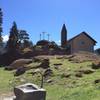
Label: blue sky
xmin=0 ymin=0 xmax=100 ymax=48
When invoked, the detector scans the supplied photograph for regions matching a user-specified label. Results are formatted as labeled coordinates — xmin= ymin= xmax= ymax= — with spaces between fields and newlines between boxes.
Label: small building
xmin=68 ymin=32 xmax=97 ymax=54
xmin=61 ymin=24 xmax=97 ymax=54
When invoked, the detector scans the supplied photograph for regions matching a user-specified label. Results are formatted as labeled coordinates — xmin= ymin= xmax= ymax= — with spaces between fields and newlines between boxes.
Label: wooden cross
xmin=42 ymin=32 xmax=46 ymax=40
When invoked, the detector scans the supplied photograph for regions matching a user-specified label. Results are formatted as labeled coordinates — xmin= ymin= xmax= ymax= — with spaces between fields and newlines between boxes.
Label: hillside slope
xmin=0 ymin=54 xmax=100 ymax=100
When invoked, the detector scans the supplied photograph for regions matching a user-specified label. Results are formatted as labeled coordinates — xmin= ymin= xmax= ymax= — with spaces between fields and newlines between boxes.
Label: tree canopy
xmin=6 ymin=21 xmax=19 ymax=50
xmin=0 ymin=8 xmax=3 ymax=45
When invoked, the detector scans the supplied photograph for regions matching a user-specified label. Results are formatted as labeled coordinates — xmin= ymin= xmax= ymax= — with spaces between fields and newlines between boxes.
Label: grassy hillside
xmin=0 ymin=56 xmax=100 ymax=100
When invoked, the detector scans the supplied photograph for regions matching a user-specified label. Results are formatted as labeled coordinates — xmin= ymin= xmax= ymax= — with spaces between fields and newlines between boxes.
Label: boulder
xmin=54 ymin=63 xmax=62 ymax=69
xmin=61 ymin=73 xmax=71 ymax=78
xmin=68 ymin=51 xmax=100 ymax=63
xmin=75 ymin=72 xmax=83 ymax=78
xmin=46 ymin=79 xmax=53 ymax=83
xmin=78 ymin=69 xmax=95 ymax=74
xmin=14 ymin=67 xmax=26 ymax=76
xmin=53 ymin=63 xmax=62 ymax=66
xmin=39 ymin=59 xmax=50 ymax=69
xmin=33 ymin=58 xmax=41 ymax=62
xmin=5 ymin=59 xmax=32 ymax=70
xmin=94 ymin=79 xmax=100 ymax=84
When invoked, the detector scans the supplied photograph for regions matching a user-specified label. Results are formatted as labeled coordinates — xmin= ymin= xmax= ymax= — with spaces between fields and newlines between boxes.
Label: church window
xmin=79 ymin=41 xmax=85 ymax=45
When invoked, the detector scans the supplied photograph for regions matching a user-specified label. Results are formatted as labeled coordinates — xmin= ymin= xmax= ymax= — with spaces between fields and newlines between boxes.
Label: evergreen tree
xmin=0 ymin=8 xmax=3 ymax=46
xmin=6 ymin=22 xmax=19 ymax=50
xmin=18 ymin=30 xmax=29 ymax=43
xmin=18 ymin=30 xmax=32 ymax=48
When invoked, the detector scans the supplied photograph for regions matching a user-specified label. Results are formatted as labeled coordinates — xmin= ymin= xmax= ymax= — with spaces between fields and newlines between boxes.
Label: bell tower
xmin=61 ymin=24 xmax=67 ymax=48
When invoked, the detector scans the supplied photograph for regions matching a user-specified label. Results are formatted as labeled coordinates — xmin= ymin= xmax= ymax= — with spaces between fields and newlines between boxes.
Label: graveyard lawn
xmin=0 ymin=56 xmax=100 ymax=100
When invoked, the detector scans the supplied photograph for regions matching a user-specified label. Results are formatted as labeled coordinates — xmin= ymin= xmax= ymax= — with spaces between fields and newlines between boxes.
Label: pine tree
xmin=0 ymin=8 xmax=3 ymax=46
xmin=18 ymin=30 xmax=29 ymax=43
xmin=18 ymin=30 xmax=31 ymax=48
xmin=6 ymin=21 xmax=19 ymax=50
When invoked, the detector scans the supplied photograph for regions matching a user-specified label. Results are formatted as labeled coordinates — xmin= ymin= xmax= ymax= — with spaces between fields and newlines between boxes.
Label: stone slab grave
xmin=14 ymin=83 xmax=46 ymax=100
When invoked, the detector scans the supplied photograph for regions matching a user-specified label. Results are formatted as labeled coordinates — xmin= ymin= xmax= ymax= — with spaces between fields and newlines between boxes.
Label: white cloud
xmin=2 ymin=35 xmax=9 ymax=42
xmin=56 ymin=40 xmax=61 ymax=45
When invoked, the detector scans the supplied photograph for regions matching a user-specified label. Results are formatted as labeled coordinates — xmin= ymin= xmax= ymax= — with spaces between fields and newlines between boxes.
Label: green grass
xmin=0 ymin=57 xmax=100 ymax=100
xmin=0 ymin=68 xmax=14 ymax=92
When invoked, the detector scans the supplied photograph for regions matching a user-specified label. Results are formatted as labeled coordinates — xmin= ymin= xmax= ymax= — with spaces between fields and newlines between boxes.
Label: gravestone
xmin=14 ymin=83 xmax=46 ymax=100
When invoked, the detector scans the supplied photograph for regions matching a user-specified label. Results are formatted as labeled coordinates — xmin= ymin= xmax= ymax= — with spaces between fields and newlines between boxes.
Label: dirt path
xmin=0 ymin=92 xmax=15 ymax=100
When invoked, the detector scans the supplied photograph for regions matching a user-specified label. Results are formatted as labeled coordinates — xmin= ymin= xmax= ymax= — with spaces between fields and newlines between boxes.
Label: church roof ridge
xmin=68 ymin=31 xmax=97 ymax=43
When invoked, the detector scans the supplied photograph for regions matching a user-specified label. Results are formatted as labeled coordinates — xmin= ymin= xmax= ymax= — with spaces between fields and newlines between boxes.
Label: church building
xmin=61 ymin=24 xmax=97 ymax=54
